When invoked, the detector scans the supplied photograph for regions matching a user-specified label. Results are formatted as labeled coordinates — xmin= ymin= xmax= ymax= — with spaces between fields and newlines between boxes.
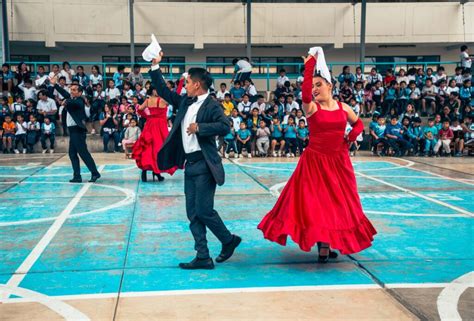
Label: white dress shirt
xmin=181 ymin=92 xmax=209 ymax=154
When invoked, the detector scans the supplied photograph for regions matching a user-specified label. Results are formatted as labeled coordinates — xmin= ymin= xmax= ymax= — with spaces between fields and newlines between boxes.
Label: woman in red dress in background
xmin=258 ymin=50 xmax=377 ymax=262
xmin=132 ymin=87 xmax=177 ymax=182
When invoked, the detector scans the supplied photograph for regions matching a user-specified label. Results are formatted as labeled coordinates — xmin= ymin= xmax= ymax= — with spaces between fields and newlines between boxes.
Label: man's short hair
xmin=188 ymin=68 xmax=213 ymax=91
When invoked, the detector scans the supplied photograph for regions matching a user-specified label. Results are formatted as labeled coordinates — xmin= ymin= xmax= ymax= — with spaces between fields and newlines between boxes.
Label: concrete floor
xmin=0 ymin=152 xmax=472 ymax=321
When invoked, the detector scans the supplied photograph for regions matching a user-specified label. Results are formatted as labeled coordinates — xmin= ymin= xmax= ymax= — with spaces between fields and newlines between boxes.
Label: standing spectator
xmin=60 ymin=61 xmax=76 ymax=85
xmin=276 ymin=69 xmax=289 ymax=88
xmin=2 ymin=115 xmax=15 ymax=153
xmin=40 ymin=117 xmax=55 ymax=153
xmin=127 ymin=64 xmax=144 ymax=87
xmin=256 ymin=120 xmax=271 ymax=157
xmin=113 ymin=65 xmax=125 ymax=90
xmin=26 ymin=114 xmax=40 ymax=153
xmin=434 ymin=120 xmax=454 ymax=156
xmin=231 ymin=58 xmax=252 ymax=83
xmin=460 ymin=45 xmax=472 ymax=73
xmin=14 ymin=114 xmax=27 ymax=154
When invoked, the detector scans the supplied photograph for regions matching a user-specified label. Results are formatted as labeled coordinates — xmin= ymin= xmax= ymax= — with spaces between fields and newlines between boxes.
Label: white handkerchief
xmin=142 ymin=34 xmax=162 ymax=62
xmin=308 ymin=46 xmax=332 ymax=84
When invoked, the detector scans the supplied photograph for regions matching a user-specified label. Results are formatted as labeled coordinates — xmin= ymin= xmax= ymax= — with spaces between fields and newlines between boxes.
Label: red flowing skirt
xmin=258 ymin=148 xmax=377 ymax=255
xmin=132 ymin=118 xmax=177 ymax=175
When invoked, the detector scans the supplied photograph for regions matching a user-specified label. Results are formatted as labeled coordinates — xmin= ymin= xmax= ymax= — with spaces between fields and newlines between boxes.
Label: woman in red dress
xmin=132 ymin=87 xmax=177 ymax=182
xmin=258 ymin=51 xmax=377 ymax=262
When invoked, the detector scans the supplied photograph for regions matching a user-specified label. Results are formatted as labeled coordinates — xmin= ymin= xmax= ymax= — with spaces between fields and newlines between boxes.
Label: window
xmin=10 ymin=55 xmax=50 ymax=73
xmin=364 ymin=56 xmax=441 ymax=74
xmin=102 ymin=56 xmax=185 ymax=77
xmin=206 ymin=57 xmax=303 ymax=75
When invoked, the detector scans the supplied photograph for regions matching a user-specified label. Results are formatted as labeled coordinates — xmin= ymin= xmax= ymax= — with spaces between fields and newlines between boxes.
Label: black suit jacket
xmin=150 ymin=68 xmax=230 ymax=186
xmin=53 ymin=84 xmax=87 ymax=130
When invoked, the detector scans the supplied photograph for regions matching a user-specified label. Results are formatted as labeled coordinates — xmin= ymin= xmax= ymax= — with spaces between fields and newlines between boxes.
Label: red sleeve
xmin=176 ymin=78 xmax=185 ymax=95
xmin=302 ymin=56 xmax=316 ymax=104
xmin=348 ymin=118 xmax=364 ymax=142
xmin=137 ymin=108 xmax=149 ymax=118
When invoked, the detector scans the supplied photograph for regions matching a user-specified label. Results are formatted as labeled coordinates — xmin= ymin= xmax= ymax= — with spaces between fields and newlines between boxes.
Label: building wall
xmin=7 ymin=1 xmax=474 ymax=48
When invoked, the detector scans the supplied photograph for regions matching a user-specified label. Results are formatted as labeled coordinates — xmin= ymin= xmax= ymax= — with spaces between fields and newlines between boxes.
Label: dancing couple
xmin=147 ymin=46 xmax=376 ymax=269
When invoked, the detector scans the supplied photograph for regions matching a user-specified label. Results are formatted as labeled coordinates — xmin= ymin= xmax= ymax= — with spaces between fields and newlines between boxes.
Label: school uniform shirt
xmin=276 ymin=75 xmax=290 ymax=88
xmin=15 ymin=121 xmax=27 ymax=135
xmin=41 ymin=122 xmax=55 ymax=135
xmin=408 ymin=125 xmax=423 ymax=139
xmin=94 ymin=91 xmax=106 ymax=100
xmin=433 ymin=74 xmax=447 ymax=84
xmin=251 ymin=101 xmax=266 ymax=114
xmin=237 ymin=129 xmax=251 ymax=140
xmin=355 ymin=73 xmax=366 ymax=83
xmin=398 ymin=88 xmax=411 ymax=100
xmin=285 ymin=101 xmax=300 ymax=113
xmin=246 ymin=84 xmax=257 ymax=96
xmin=373 ymin=87 xmax=385 ymax=98
xmin=106 ymin=88 xmax=121 ymax=100
xmin=350 ymin=104 xmax=360 ymax=116
xmin=113 ymin=72 xmax=124 ymax=87
xmin=124 ymin=89 xmax=134 ymax=101
xmin=355 ymin=89 xmax=364 ymax=103
xmin=230 ymin=87 xmax=245 ymax=100
xmin=454 ymin=74 xmax=464 ymax=86
xmin=422 ymin=85 xmax=438 ymax=99
xmin=396 ymin=76 xmax=409 ymax=84
xmin=423 ymin=126 xmax=439 ymax=139
xmin=73 ymin=73 xmax=90 ymax=88
xmin=18 ymin=83 xmax=37 ymax=101
xmin=89 ymin=74 xmax=103 ymax=85
xmin=230 ymin=116 xmax=242 ymax=132
xmin=367 ymin=73 xmax=382 ymax=85
xmin=409 ymin=87 xmax=421 ymax=99
xmin=271 ymin=124 xmax=283 ymax=138
xmin=27 ymin=121 xmax=41 ymax=131
xmin=460 ymin=51 xmax=472 ymax=69
xmin=373 ymin=124 xmax=386 ymax=138
xmin=60 ymin=69 xmax=76 ymax=85
xmin=385 ymin=122 xmax=404 ymax=139
xmin=459 ymin=86 xmax=472 ymax=100
xmin=237 ymin=101 xmax=252 ymax=115
xmin=48 ymin=71 xmax=61 ymax=82
xmin=283 ymin=124 xmax=297 ymax=139
xmin=11 ymin=103 xmax=26 ymax=113
xmin=224 ymin=129 xmax=235 ymax=141
xmin=37 ymin=98 xmax=57 ymax=114
xmin=385 ymin=88 xmax=397 ymax=101
xmin=446 ymin=86 xmax=459 ymax=95
xmin=297 ymin=127 xmax=309 ymax=139
xmin=236 ymin=60 xmax=252 ymax=73
xmin=216 ymin=90 xmax=229 ymax=101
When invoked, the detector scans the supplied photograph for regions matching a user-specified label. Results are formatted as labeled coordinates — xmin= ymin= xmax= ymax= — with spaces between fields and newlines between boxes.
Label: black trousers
xmin=69 ymin=126 xmax=99 ymax=178
xmin=184 ymin=157 xmax=232 ymax=259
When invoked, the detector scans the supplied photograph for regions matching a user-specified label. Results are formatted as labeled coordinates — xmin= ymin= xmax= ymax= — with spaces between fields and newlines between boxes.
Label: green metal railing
xmin=7 ymin=61 xmax=460 ymax=91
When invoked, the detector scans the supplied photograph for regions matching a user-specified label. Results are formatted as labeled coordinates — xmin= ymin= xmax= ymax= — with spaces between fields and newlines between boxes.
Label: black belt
xmin=185 ymin=151 xmax=204 ymax=163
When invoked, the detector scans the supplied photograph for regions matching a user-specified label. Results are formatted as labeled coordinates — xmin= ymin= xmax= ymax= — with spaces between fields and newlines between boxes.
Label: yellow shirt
xmin=222 ymin=101 xmax=234 ymax=117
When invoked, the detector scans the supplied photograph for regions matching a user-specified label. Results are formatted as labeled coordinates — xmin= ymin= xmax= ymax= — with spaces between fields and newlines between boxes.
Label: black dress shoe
xmin=89 ymin=173 xmax=101 ymax=183
xmin=216 ymin=235 xmax=241 ymax=263
xmin=69 ymin=177 xmax=82 ymax=183
xmin=178 ymin=257 xmax=214 ymax=270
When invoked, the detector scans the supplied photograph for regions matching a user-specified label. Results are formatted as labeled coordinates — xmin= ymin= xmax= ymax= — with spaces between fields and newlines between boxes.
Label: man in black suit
xmin=51 ymin=78 xmax=100 ymax=183
xmin=150 ymin=52 xmax=241 ymax=270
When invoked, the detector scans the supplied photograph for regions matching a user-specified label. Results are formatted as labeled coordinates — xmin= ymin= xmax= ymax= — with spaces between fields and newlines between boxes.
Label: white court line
xmin=437 ymin=272 xmax=474 ymax=321
xmin=0 ymin=165 xmax=105 ymax=301
xmin=356 ymin=171 xmax=473 ymax=217
xmin=364 ymin=211 xmax=466 ymax=218
xmin=0 ymin=281 xmax=462 ymax=304
xmin=0 ymin=181 xmax=135 ymax=227
xmin=0 ymin=284 xmax=90 ymax=321
xmin=0 ymin=165 xmax=136 ymax=177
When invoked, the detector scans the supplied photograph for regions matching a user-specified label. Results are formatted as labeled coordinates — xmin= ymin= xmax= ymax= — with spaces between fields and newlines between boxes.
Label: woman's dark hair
xmin=232 ymin=58 xmax=239 ymax=65
xmin=461 ymin=45 xmax=468 ymax=52
xmin=92 ymin=65 xmax=101 ymax=74
xmin=146 ymin=86 xmax=156 ymax=96
xmin=62 ymin=61 xmax=71 ymax=69
xmin=118 ymin=65 xmax=125 ymax=72
xmin=188 ymin=67 xmax=213 ymax=91
xmin=343 ymin=65 xmax=350 ymax=73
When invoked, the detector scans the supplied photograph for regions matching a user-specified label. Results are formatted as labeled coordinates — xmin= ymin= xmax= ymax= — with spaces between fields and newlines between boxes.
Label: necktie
xmin=186 ymin=96 xmax=198 ymax=105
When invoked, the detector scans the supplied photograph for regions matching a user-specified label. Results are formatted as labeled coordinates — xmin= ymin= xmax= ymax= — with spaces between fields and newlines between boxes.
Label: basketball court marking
xmin=437 ymin=271 xmax=474 ymax=321
xmin=0 ymin=165 xmax=105 ymax=301
xmin=0 ymin=181 xmax=135 ymax=227
xmin=0 ymin=165 xmax=136 ymax=178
